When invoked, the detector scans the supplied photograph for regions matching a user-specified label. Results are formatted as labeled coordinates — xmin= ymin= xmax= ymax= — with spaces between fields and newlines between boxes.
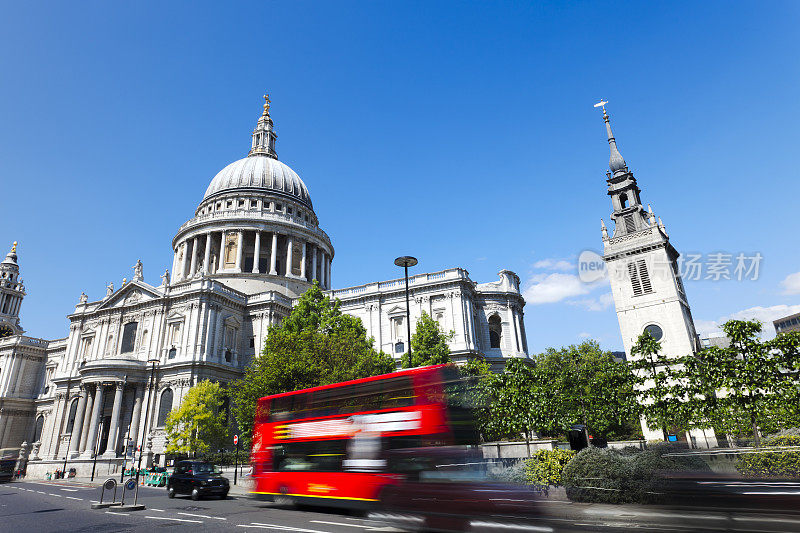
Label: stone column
xmin=311 ymin=245 xmax=318 ymax=281
xmin=320 ymin=252 xmax=326 ymax=288
xmin=68 ymin=385 xmax=88 ymax=458
xmin=252 ymin=231 xmax=261 ymax=273
xmin=235 ymin=230 xmax=244 ymax=272
xmin=81 ymin=384 xmax=105 ymax=458
xmin=171 ymin=249 xmax=179 ymax=283
xmin=104 ymin=382 xmax=124 ymax=456
xmin=78 ymin=386 xmax=94 ymax=452
xmin=513 ymin=309 xmax=524 ymax=354
xmin=269 ymin=233 xmax=278 ymax=275
xmin=203 ymin=232 xmax=212 ymax=274
xmin=189 ymin=237 xmax=199 ymax=276
xmin=286 ymin=237 xmax=294 ymax=277
xmin=0 ymin=410 xmax=8 ymax=448
xmin=179 ymin=241 xmax=189 ymax=280
xmin=326 ymin=255 xmax=332 ymax=289
xmin=128 ymin=384 xmax=144 ymax=451
xmin=300 ymin=241 xmax=307 ymax=280
xmin=218 ymin=231 xmax=226 ymax=271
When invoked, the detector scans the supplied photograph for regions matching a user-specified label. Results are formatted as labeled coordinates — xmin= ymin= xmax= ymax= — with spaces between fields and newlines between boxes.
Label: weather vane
xmin=263 ymin=93 xmax=271 ymax=114
xmin=593 ymin=99 xmax=608 ymax=114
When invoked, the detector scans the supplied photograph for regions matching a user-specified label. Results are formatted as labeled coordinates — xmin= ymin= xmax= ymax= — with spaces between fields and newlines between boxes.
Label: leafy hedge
xmin=524 ymin=449 xmax=576 ymax=486
xmin=736 ymin=435 xmax=800 ymax=478
xmin=562 ymin=444 xmax=709 ymax=504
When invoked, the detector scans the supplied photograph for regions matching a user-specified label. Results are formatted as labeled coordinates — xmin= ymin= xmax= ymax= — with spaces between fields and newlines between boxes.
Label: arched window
xmin=157 ymin=388 xmax=173 ymax=427
xmin=33 ymin=415 xmax=45 ymax=442
xmin=65 ymin=398 xmax=79 ymax=433
xmin=488 ymin=315 xmax=502 ymax=349
xmin=620 ymin=193 xmax=629 ymax=209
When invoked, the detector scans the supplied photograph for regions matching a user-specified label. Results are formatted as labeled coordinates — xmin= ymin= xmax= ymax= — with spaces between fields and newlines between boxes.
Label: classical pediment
xmin=97 ymin=281 xmax=163 ymax=310
xmin=385 ymin=305 xmax=406 ymax=316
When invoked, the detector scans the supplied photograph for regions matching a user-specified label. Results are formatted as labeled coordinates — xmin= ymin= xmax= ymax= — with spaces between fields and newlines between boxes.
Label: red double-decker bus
xmin=249 ymin=364 xmax=477 ymax=508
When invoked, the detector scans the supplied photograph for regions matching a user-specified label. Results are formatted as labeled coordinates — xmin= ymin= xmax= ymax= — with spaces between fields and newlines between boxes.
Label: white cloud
xmin=578 ymin=332 xmax=592 ymax=339
xmin=523 ymin=272 xmax=590 ymax=304
xmin=568 ymin=292 xmax=615 ymax=312
xmin=696 ymin=304 xmax=800 ymax=338
xmin=533 ymin=258 xmax=575 ymax=271
xmin=781 ymin=272 xmax=800 ymax=295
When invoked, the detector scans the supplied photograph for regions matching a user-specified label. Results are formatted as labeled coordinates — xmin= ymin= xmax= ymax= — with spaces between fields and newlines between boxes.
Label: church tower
xmin=0 ymin=242 xmax=25 ymax=338
xmin=598 ymin=105 xmax=699 ymax=363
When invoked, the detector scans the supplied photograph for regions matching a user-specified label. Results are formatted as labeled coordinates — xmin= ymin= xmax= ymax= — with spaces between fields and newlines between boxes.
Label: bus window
xmin=274 ymin=440 xmax=347 ymax=472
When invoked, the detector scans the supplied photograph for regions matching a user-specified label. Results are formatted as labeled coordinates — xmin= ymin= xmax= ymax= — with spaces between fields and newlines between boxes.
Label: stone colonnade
xmin=173 ymin=229 xmax=331 ymax=288
xmin=47 ymin=380 xmax=150 ymax=461
xmin=0 ymin=292 xmax=23 ymax=316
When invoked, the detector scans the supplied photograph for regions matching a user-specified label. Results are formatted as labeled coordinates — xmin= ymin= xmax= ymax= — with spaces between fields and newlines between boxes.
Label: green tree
xmin=401 ymin=311 xmax=454 ymax=368
xmin=533 ymin=341 xmax=640 ymax=440
xmin=164 ymin=380 xmax=227 ymax=456
xmin=679 ymin=320 xmax=800 ymax=445
xmin=230 ymin=281 xmax=395 ymax=442
xmin=628 ymin=331 xmax=687 ymax=441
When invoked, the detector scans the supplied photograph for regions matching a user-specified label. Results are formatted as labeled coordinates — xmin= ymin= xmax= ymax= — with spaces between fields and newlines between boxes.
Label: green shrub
xmin=736 ymin=435 xmax=800 ymax=478
xmin=562 ymin=444 xmax=710 ymax=504
xmin=524 ymin=449 xmax=575 ymax=486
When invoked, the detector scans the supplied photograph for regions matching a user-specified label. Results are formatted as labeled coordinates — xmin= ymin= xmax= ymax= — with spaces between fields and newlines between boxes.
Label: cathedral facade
xmin=0 ymin=96 xmax=527 ymax=476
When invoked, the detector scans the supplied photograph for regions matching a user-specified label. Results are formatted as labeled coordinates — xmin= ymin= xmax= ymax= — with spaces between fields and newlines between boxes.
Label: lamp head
xmin=394 ymin=256 xmax=418 ymax=268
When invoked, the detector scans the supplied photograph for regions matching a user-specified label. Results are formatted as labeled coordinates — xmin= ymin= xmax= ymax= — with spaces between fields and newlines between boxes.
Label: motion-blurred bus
xmin=249 ymin=364 xmax=478 ymax=508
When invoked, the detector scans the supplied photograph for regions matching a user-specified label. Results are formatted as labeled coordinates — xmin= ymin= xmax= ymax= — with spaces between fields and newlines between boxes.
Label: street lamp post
xmin=133 ymin=358 xmax=159 ymax=506
xmin=394 ymin=256 xmax=418 ymax=361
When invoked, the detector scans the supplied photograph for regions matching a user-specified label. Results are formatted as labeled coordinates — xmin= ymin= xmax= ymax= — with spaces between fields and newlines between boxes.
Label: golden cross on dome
xmin=11 ymin=241 xmax=17 ymax=253
xmin=263 ymin=93 xmax=271 ymax=113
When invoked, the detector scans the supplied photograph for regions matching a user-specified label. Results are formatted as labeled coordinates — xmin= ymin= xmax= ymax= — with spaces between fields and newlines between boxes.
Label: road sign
xmin=233 ymin=435 xmax=238 ymax=445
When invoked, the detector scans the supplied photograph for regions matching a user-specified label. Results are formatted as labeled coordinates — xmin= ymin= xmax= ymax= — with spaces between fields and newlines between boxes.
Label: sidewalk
xmin=19 ymin=474 xmax=255 ymax=496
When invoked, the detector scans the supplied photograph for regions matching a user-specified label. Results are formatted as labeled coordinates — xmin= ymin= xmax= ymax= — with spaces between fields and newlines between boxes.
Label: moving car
xmin=166 ymin=461 xmax=230 ymax=500
xmin=372 ymin=447 xmax=552 ymax=533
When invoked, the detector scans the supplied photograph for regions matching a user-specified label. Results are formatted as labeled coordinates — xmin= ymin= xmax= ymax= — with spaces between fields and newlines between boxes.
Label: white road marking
xmin=36 ymin=491 xmax=46 ymax=494
xmin=177 ymin=512 xmax=226 ymax=520
xmin=144 ymin=516 xmax=203 ymax=523
xmin=149 ymin=508 xmax=165 ymax=512
xmin=48 ymin=493 xmax=63 ymax=497
xmin=66 ymin=496 xmax=83 ymax=501
xmin=60 ymin=488 xmax=79 ymax=492
xmin=250 ymin=523 xmax=333 ymax=533
xmin=311 ymin=521 xmax=373 ymax=528
xmin=107 ymin=511 xmax=130 ymax=516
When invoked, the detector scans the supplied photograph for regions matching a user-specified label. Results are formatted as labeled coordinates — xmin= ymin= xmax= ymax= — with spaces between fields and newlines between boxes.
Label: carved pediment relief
xmin=98 ymin=281 xmax=162 ymax=310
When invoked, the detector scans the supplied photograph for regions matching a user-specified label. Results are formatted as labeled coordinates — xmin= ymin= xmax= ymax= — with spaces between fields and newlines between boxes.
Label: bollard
xmin=91 ymin=478 xmax=120 ymax=509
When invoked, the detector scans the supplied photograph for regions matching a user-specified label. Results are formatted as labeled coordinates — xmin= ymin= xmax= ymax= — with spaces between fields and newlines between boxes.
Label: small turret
xmin=0 ymin=241 xmax=26 ymax=336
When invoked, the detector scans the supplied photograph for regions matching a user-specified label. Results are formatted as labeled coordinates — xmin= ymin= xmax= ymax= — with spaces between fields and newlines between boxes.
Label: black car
xmin=167 ymin=461 xmax=230 ymax=500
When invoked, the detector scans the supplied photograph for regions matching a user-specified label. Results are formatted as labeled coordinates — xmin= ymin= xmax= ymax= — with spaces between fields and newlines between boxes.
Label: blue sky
xmin=1 ymin=1 xmax=799 ymax=353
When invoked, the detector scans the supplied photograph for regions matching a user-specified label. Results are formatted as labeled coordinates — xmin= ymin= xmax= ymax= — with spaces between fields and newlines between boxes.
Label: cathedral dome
xmin=203 ymin=155 xmax=312 ymax=209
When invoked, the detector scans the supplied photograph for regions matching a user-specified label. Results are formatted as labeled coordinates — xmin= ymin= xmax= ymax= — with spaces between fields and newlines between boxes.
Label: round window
xmin=644 ymin=324 xmax=663 ymax=341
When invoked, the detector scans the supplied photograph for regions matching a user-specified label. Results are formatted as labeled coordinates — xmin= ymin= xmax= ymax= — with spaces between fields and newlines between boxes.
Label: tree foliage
xmin=464 ymin=341 xmax=638 ymax=442
xmin=230 ymin=281 xmax=395 ymax=442
xmin=630 ymin=320 xmax=800 ymax=444
xmin=401 ymin=311 xmax=453 ymax=368
xmin=628 ymin=331 xmax=689 ymax=441
xmin=677 ymin=320 xmax=800 ymax=443
xmin=533 ymin=341 xmax=640 ymax=440
xmin=164 ymin=380 xmax=227 ymax=456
